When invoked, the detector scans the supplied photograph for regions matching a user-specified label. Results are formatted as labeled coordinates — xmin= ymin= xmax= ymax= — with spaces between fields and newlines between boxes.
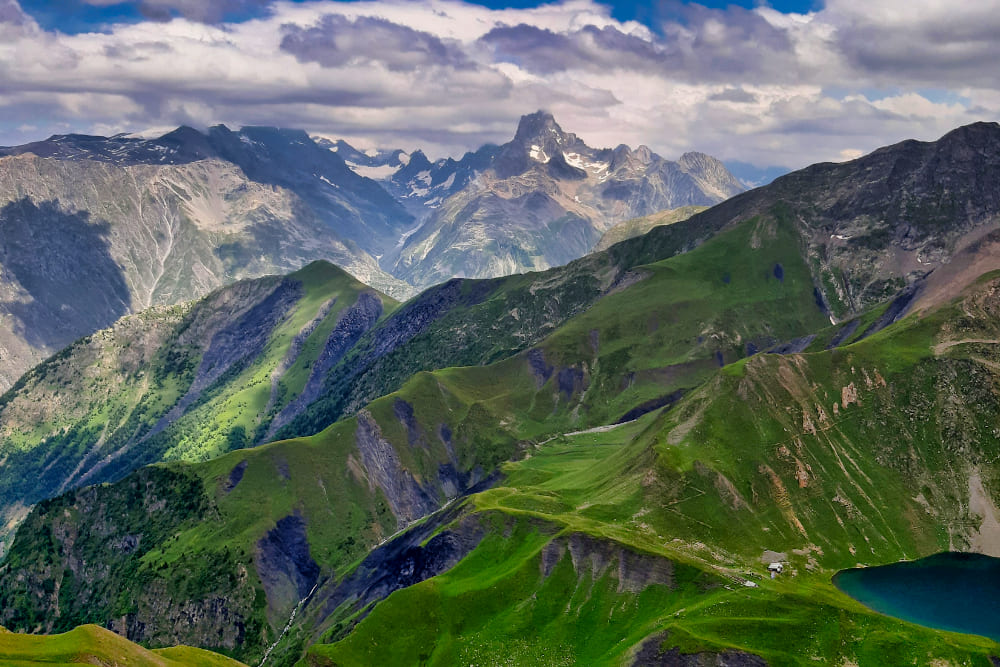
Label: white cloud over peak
xmin=0 ymin=0 xmax=997 ymax=168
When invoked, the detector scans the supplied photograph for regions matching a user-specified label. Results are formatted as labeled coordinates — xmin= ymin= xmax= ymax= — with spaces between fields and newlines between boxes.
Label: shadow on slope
xmin=0 ymin=198 xmax=131 ymax=351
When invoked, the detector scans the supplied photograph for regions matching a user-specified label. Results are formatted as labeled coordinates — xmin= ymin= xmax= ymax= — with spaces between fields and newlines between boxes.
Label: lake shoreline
xmin=834 ymin=552 xmax=1000 ymax=642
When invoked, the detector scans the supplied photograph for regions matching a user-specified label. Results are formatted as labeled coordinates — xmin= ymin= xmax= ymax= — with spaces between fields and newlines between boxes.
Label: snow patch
xmin=398 ymin=151 xmax=410 ymax=166
xmin=346 ymin=162 xmax=401 ymax=180
xmin=563 ymin=152 xmax=609 ymax=176
xmin=530 ymin=144 xmax=549 ymax=163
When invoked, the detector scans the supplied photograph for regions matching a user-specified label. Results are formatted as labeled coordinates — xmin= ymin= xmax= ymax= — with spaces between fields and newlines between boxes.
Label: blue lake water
xmin=833 ymin=552 xmax=1000 ymax=641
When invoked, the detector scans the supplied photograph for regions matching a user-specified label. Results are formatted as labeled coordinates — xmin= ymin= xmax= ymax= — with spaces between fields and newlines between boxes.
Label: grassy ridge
xmin=540 ymin=208 xmax=829 ymax=427
xmin=0 ymin=624 xmax=247 ymax=666
xmin=0 ymin=213 xmax=838 ymax=662
xmin=0 ymin=262 xmax=396 ymax=536
xmin=307 ymin=275 xmax=1000 ymax=664
xmin=309 ymin=414 xmax=1000 ymax=666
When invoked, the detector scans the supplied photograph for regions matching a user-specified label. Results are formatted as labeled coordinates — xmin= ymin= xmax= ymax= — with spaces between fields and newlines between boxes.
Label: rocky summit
xmin=389 ymin=111 xmax=746 ymax=287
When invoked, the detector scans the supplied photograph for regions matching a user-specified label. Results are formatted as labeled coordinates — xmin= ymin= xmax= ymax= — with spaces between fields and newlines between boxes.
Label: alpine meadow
xmin=2 ymin=1 xmax=1000 ymax=665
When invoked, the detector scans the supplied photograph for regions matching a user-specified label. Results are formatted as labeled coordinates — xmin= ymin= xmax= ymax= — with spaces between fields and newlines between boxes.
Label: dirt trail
xmin=562 ymin=421 xmax=634 ymax=437
xmin=931 ymin=338 xmax=1000 ymax=356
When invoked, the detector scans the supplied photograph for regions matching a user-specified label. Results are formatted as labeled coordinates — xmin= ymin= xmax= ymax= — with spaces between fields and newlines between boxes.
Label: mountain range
xmin=0 ymin=112 xmax=743 ymax=393
xmin=2 ymin=121 xmax=1000 ymax=665
xmin=387 ymin=111 xmax=744 ymax=287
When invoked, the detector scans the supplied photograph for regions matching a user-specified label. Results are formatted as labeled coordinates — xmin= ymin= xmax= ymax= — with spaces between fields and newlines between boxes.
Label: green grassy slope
xmin=0 ymin=196 xmax=724 ymax=544
xmin=536 ymin=207 xmax=829 ymax=427
xmin=0 ymin=261 xmax=396 ymax=544
xmin=592 ymin=205 xmax=708 ymax=252
xmin=0 ymin=213 xmax=834 ymax=663
xmin=0 ymin=624 xmax=247 ymax=666
xmin=306 ymin=275 xmax=1000 ymax=665
xmin=4 ymin=258 xmax=1000 ymax=665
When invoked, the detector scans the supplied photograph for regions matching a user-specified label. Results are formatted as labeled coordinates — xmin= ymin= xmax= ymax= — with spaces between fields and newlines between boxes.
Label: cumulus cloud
xmin=479 ymin=23 xmax=662 ymax=74
xmin=0 ymin=0 xmax=28 ymax=25
xmin=280 ymin=15 xmax=473 ymax=72
xmin=827 ymin=0 xmax=1000 ymax=88
xmin=0 ymin=0 xmax=997 ymax=167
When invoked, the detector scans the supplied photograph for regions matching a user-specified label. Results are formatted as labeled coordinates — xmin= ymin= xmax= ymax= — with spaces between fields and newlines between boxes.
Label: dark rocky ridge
xmin=254 ymin=514 xmax=321 ymax=622
xmin=632 ymin=633 xmax=768 ymax=666
xmin=304 ymin=504 xmax=488 ymax=645
xmin=607 ymin=121 xmax=1000 ymax=320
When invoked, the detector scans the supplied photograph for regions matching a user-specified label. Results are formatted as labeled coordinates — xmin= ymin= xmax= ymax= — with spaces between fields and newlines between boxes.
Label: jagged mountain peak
xmin=497 ymin=110 xmax=584 ymax=178
xmin=633 ymin=144 xmax=654 ymax=163
xmin=678 ymin=151 xmax=724 ymax=168
xmin=393 ymin=113 xmax=746 ymax=287
xmin=401 ymin=148 xmax=432 ymax=171
xmin=512 ymin=109 xmax=565 ymax=144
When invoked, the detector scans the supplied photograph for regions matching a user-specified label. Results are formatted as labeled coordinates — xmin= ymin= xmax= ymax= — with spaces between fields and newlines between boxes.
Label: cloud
xmin=479 ymin=23 xmax=663 ymax=74
xmin=478 ymin=6 xmax=800 ymax=84
xmin=0 ymin=0 xmax=997 ymax=167
xmin=0 ymin=0 xmax=29 ymax=25
xmin=708 ymin=88 xmax=759 ymax=103
xmin=827 ymin=0 xmax=1000 ymax=88
xmin=280 ymin=14 xmax=473 ymax=72
xmin=82 ymin=0 xmax=272 ymax=23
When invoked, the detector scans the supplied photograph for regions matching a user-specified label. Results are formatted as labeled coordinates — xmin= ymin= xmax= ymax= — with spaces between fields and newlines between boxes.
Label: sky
xmin=1 ymin=0 xmax=997 ymax=168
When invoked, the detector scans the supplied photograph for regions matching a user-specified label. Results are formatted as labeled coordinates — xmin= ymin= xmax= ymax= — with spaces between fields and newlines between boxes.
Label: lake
xmin=833 ymin=552 xmax=1000 ymax=641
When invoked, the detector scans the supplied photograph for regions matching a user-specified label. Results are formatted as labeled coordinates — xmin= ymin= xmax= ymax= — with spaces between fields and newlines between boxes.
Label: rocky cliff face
xmin=390 ymin=111 xmax=746 ymax=288
xmin=0 ymin=127 xmax=415 ymax=391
